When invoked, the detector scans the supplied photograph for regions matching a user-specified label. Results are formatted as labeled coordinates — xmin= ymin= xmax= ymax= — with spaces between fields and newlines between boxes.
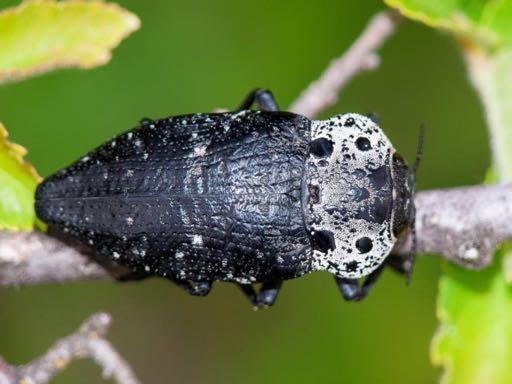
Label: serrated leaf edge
xmin=0 ymin=122 xmax=42 ymax=184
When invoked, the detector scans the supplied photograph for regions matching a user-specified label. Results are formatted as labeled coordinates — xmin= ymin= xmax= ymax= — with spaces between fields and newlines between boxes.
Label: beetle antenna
xmin=412 ymin=125 xmax=425 ymax=177
xmin=406 ymin=125 xmax=425 ymax=285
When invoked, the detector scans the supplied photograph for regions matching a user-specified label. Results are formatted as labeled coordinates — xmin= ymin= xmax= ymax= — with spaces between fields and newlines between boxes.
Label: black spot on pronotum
xmin=350 ymin=186 xmax=370 ymax=202
xmin=345 ymin=117 xmax=355 ymax=127
xmin=312 ymin=230 xmax=336 ymax=254
xmin=355 ymin=137 xmax=371 ymax=151
xmin=355 ymin=237 xmax=373 ymax=253
xmin=310 ymin=138 xmax=334 ymax=158
xmin=346 ymin=260 xmax=359 ymax=272
xmin=367 ymin=165 xmax=390 ymax=189
xmin=308 ymin=184 xmax=320 ymax=205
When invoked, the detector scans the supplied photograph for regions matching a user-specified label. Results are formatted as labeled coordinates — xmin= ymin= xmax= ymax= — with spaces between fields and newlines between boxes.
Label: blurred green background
xmin=0 ymin=0 xmax=490 ymax=383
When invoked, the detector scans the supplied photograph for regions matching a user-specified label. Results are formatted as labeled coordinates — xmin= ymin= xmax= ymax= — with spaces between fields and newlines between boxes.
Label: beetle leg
xmin=173 ymin=279 xmax=212 ymax=297
xmin=257 ymin=281 xmax=282 ymax=307
xmin=334 ymin=264 xmax=386 ymax=301
xmin=238 ymin=284 xmax=259 ymax=306
xmin=237 ymin=281 xmax=283 ymax=308
xmin=386 ymin=255 xmax=415 ymax=285
xmin=386 ymin=255 xmax=412 ymax=275
xmin=237 ymin=88 xmax=279 ymax=111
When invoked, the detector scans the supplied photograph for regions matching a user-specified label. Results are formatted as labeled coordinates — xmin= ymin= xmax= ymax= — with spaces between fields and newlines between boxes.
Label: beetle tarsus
xmin=386 ymin=255 xmax=412 ymax=276
xmin=335 ymin=264 xmax=386 ymax=301
xmin=237 ymin=88 xmax=279 ymax=111
xmin=173 ymin=279 xmax=212 ymax=297
xmin=238 ymin=281 xmax=282 ymax=308
xmin=257 ymin=281 xmax=282 ymax=307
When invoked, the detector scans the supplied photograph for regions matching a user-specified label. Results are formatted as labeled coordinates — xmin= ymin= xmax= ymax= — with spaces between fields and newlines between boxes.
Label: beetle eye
xmin=355 ymin=137 xmax=371 ymax=151
xmin=355 ymin=237 xmax=373 ymax=253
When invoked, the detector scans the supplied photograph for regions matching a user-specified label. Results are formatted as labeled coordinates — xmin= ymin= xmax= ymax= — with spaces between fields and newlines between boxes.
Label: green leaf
xmin=432 ymin=248 xmax=512 ymax=384
xmin=0 ymin=0 xmax=140 ymax=84
xmin=384 ymin=0 xmax=512 ymax=49
xmin=0 ymin=122 xmax=41 ymax=230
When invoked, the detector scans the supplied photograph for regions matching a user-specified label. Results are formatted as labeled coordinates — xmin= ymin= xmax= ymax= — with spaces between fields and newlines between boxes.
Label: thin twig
xmin=1 ymin=184 xmax=511 ymax=287
xmin=290 ymin=10 xmax=401 ymax=118
xmin=0 ymin=313 xmax=141 ymax=384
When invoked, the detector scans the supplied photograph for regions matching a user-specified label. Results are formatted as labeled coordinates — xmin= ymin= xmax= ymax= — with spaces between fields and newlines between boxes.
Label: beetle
xmin=35 ymin=89 xmax=419 ymax=308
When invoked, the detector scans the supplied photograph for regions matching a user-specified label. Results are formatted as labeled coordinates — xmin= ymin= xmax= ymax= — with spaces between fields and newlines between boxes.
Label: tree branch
xmin=392 ymin=183 xmax=512 ymax=269
xmin=0 ymin=230 xmax=108 ymax=286
xmin=289 ymin=10 xmax=401 ymax=118
xmin=0 ymin=312 xmax=140 ymax=384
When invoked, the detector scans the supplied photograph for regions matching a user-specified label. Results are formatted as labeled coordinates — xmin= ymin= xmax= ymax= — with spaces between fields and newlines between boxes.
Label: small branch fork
xmin=0 ymin=313 xmax=141 ymax=384
xmin=0 ymin=8 xmax=505 ymax=384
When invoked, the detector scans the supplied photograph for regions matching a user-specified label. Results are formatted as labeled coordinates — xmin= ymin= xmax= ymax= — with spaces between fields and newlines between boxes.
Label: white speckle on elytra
xmin=194 ymin=146 xmax=207 ymax=157
xmin=126 ymin=169 xmax=134 ymax=177
xmin=127 ymin=132 xmax=133 ymax=140
xmin=191 ymin=166 xmax=202 ymax=176
xmin=192 ymin=234 xmax=203 ymax=245
xmin=191 ymin=132 xmax=198 ymax=139
xmin=145 ymin=265 xmax=150 ymax=272
xmin=113 ymin=252 xmax=120 ymax=259
xmin=175 ymin=251 xmax=184 ymax=259
xmin=111 ymin=141 xmax=116 ymax=147
xmin=126 ymin=217 xmax=134 ymax=226
xmin=135 ymin=139 xmax=142 ymax=147
xmin=143 ymin=153 xmax=149 ymax=160
xmin=81 ymin=156 xmax=90 ymax=162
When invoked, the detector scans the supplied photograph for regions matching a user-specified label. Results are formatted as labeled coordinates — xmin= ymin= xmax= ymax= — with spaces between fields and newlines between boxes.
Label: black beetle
xmin=35 ymin=89 xmax=418 ymax=307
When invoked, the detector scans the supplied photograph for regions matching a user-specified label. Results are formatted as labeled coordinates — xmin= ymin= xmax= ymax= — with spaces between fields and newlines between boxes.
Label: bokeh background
xmin=0 ymin=0 xmax=490 ymax=383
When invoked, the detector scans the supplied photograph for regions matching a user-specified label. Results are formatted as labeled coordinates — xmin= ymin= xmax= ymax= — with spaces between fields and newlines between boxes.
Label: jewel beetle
xmin=35 ymin=89 xmax=420 ymax=307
